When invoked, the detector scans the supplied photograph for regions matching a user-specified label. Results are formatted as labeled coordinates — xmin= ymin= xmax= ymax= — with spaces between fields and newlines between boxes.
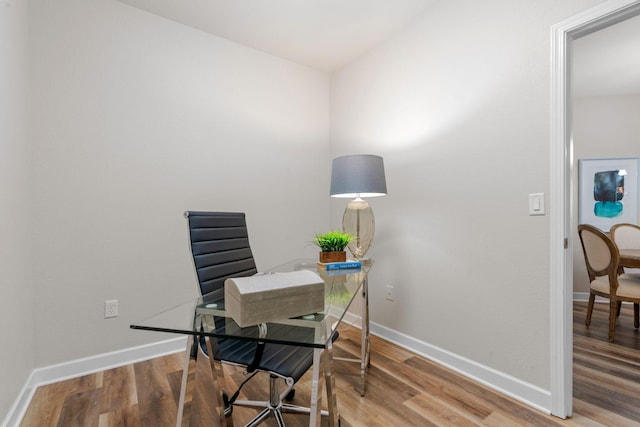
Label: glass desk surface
xmin=130 ymin=258 xmax=371 ymax=348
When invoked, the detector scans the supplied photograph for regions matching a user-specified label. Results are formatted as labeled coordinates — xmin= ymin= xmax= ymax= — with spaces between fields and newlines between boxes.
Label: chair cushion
xmin=198 ymin=336 xmax=313 ymax=381
xmin=591 ymin=274 xmax=640 ymax=299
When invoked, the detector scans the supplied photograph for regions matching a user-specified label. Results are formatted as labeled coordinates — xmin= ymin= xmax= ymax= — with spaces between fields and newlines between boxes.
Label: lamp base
xmin=343 ymin=198 xmax=375 ymax=260
xmin=356 ymin=256 xmax=373 ymax=266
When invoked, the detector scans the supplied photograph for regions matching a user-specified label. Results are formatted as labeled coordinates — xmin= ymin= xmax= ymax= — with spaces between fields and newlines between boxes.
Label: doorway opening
xmin=551 ymin=0 xmax=640 ymax=418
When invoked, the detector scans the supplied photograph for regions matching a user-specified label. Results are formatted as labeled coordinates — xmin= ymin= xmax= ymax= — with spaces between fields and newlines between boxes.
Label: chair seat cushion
xmin=200 ymin=328 xmax=340 ymax=382
xmin=218 ymin=339 xmax=315 ymax=381
xmin=591 ymin=274 xmax=640 ymax=299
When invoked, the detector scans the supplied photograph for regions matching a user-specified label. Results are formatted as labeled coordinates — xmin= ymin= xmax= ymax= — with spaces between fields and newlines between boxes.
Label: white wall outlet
xmin=386 ymin=285 xmax=394 ymax=301
xmin=104 ymin=299 xmax=118 ymax=318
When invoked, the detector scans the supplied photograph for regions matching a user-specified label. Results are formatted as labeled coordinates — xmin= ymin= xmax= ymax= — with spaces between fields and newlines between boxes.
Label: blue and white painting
xmin=593 ymin=170 xmax=625 ymax=218
xmin=579 ymin=158 xmax=639 ymax=232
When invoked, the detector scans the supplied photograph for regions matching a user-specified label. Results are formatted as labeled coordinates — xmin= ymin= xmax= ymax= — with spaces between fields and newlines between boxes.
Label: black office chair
xmin=184 ymin=211 xmax=321 ymax=427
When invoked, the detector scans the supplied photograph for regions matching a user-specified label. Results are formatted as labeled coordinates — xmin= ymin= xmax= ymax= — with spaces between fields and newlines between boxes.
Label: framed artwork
xmin=579 ymin=157 xmax=639 ymax=231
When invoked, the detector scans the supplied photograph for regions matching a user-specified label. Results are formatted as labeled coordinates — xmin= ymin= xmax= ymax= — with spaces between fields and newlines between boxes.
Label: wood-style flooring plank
xmin=99 ymin=365 xmax=137 ymax=414
xmin=97 ymin=404 xmax=142 ymax=427
xmin=403 ymin=392 xmax=482 ymax=427
xmin=20 ymin=372 xmax=101 ymax=427
xmin=132 ymin=355 xmax=178 ymax=427
xmin=56 ymin=388 xmax=103 ymax=427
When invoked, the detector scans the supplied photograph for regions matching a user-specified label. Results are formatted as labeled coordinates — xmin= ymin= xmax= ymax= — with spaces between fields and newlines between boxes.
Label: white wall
xmin=28 ymin=0 xmax=330 ymax=367
xmin=0 ymin=0 xmax=33 ymax=418
xmin=573 ymin=94 xmax=640 ymax=293
xmin=331 ymin=0 xmax=604 ymax=399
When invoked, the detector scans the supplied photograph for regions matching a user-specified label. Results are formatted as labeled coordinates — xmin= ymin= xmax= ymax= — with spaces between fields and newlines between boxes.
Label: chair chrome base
xmin=196 ymin=343 xmax=329 ymax=426
xmin=233 ymin=374 xmax=328 ymax=427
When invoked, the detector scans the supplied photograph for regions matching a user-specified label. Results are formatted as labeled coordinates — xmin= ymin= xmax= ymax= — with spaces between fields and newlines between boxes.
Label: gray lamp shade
xmin=330 ymin=154 xmax=387 ymax=198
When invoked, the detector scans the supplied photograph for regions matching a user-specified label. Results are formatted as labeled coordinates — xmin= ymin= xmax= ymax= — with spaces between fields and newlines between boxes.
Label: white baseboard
xmin=1 ymin=337 xmax=186 ymax=427
xmin=573 ymin=292 xmax=617 ymax=303
xmin=573 ymin=292 xmax=590 ymax=302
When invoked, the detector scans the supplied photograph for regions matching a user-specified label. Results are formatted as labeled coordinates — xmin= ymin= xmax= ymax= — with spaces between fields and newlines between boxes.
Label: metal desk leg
xmin=365 ymin=275 xmax=371 ymax=369
xmin=334 ymin=274 xmax=371 ymax=397
xmin=177 ymin=335 xmax=196 ymax=427
xmin=205 ymin=335 xmax=233 ymax=427
xmin=309 ymin=348 xmax=324 ymax=427
xmin=323 ymin=339 xmax=339 ymax=427
xmin=359 ymin=275 xmax=371 ymax=396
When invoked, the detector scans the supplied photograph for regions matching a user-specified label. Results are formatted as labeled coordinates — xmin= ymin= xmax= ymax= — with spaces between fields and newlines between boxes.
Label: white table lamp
xmin=330 ymin=154 xmax=387 ymax=260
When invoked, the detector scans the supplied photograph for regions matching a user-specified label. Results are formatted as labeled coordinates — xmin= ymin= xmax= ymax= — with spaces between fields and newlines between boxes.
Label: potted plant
xmin=312 ymin=230 xmax=353 ymax=263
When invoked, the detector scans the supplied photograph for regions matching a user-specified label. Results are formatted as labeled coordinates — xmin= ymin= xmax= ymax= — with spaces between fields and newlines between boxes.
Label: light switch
xmin=529 ymin=193 xmax=545 ymax=216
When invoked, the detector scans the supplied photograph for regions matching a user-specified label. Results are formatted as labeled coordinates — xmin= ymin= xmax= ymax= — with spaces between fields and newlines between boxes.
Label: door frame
xmin=550 ymin=0 xmax=640 ymax=418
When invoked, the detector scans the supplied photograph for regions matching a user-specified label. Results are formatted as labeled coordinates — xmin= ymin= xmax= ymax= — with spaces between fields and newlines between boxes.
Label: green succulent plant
xmin=312 ymin=230 xmax=353 ymax=252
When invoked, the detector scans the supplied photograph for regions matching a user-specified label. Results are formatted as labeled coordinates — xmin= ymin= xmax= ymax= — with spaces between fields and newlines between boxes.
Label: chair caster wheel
xmin=223 ymin=406 xmax=233 ymax=417
xmin=285 ymin=389 xmax=295 ymax=401
xmin=223 ymin=392 xmax=233 ymax=416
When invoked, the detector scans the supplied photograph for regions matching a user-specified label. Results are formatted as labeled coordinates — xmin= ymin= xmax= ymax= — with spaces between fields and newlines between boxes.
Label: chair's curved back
xmin=184 ymin=211 xmax=258 ymax=296
xmin=578 ymin=224 xmax=619 ymax=287
xmin=610 ymin=223 xmax=640 ymax=250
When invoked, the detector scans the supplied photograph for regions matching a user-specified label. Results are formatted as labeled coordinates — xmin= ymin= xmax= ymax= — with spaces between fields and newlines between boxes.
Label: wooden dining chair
xmin=610 ymin=223 xmax=640 ymax=248
xmin=578 ymin=224 xmax=640 ymax=342
xmin=611 ymin=223 xmax=640 ymax=273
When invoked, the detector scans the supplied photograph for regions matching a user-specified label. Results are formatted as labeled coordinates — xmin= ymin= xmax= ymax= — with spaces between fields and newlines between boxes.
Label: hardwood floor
xmin=573 ymin=301 xmax=640 ymax=426
xmin=19 ymin=302 xmax=640 ymax=426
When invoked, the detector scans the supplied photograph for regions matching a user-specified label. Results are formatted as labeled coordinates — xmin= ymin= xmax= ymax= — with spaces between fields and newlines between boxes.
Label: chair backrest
xmin=185 ymin=211 xmax=258 ymax=296
xmin=610 ymin=223 xmax=640 ymax=250
xmin=578 ymin=224 xmax=619 ymax=285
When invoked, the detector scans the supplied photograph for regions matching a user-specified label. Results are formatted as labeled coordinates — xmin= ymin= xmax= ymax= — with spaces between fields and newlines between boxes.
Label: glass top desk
xmin=131 ymin=259 xmax=372 ymax=427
